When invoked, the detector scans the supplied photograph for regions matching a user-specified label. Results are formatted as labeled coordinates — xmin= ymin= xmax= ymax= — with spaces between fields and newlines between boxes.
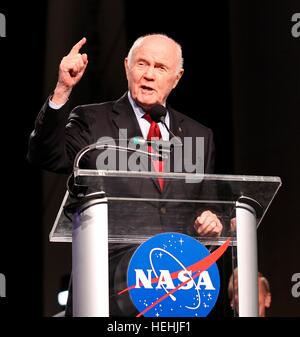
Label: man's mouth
xmin=140 ymin=85 xmax=154 ymax=92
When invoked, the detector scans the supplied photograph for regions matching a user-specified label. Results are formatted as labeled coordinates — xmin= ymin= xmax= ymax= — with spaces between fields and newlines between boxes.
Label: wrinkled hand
xmin=52 ymin=37 xmax=88 ymax=104
xmin=194 ymin=210 xmax=223 ymax=237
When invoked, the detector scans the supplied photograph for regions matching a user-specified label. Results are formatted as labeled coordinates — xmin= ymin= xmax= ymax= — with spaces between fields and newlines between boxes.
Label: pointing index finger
xmin=69 ymin=37 xmax=87 ymax=55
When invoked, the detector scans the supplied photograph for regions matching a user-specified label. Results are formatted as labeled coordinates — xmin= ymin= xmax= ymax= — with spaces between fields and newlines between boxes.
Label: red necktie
xmin=143 ymin=113 xmax=165 ymax=190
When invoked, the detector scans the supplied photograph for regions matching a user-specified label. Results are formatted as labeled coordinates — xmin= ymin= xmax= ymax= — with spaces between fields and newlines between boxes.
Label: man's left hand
xmin=194 ymin=210 xmax=223 ymax=237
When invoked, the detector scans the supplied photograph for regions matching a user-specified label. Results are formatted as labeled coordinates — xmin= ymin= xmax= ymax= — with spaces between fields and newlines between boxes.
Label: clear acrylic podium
xmin=50 ymin=169 xmax=281 ymax=317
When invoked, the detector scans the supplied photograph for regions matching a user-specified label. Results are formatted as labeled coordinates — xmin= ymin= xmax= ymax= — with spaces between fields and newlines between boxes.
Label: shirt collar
xmin=128 ymin=91 xmax=146 ymax=120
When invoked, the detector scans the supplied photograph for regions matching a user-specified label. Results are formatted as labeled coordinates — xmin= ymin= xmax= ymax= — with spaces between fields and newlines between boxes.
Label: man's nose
xmin=143 ymin=66 xmax=155 ymax=80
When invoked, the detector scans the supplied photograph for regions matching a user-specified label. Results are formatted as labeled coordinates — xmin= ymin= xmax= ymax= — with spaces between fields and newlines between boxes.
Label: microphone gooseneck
xmin=150 ymin=104 xmax=182 ymax=146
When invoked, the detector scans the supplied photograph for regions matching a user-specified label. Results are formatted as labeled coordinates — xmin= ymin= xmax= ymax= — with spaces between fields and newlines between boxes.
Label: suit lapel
xmin=111 ymin=95 xmax=187 ymax=194
xmin=168 ymin=105 xmax=185 ymax=142
xmin=112 ymin=93 xmax=143 ymax=139
xmin=112 ymin=93 xmax=161 ymax=192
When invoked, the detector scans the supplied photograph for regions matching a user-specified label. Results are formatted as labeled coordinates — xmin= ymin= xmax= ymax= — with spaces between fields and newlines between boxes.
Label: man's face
xmin=258 ymin=278 xmax=271 ymax=317
xmin=231 ymin=277 xmax=271 ymax=317
xmin=125 ymin=36 xmax=183 ymax=111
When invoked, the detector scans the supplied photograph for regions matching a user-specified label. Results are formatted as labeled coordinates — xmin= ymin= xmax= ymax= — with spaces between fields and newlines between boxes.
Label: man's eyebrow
xmin=136 ymin=57 xmax=148 ymax=63
xmin=154 ymin=62 xmax=169 ymax=69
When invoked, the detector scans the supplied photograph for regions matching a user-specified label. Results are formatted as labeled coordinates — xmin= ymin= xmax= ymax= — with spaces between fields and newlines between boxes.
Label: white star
xmin=179 ymin=238 xmax=184 ymax=246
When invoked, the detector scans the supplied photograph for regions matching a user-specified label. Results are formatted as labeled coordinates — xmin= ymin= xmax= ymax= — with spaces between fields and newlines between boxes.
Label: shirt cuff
xmin=49 ymin=98 xmax=65 ymax=110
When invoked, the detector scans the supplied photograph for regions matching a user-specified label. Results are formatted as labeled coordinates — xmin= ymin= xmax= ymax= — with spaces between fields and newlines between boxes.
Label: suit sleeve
xmin=27 ymin=97 xmax=93 ymax=173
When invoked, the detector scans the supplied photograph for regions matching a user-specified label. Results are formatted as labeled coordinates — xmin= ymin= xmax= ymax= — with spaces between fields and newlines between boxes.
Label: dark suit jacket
xmin=28 ymin=91 xmax=216 ymax=228
xmin=28 ymin=92 xmax=215 ymax=173
xmin=28 ymin=92 xmax=216 ymax=316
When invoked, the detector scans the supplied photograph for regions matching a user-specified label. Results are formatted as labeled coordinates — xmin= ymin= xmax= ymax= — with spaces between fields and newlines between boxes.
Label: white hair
xmin=127 ymin=33 xmax=184 ymax=73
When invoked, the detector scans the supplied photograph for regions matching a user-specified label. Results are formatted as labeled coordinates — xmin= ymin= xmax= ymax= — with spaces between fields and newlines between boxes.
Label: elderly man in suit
xmin=28 ymin=33 xmax=223 ymax=315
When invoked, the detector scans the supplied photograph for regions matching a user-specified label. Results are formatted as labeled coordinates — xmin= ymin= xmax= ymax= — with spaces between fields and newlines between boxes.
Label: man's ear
xmin=172 ymin=69 xmax=184 ymax=89
xmin=124 ymin=58 xmax=129 ymax=79
xmin=264 ymin=293 xmax=271 ymax=308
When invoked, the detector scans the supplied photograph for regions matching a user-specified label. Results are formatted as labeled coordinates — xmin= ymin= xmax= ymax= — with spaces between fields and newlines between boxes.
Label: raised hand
xmin=52 ymin=37 xmax=88 ymax=105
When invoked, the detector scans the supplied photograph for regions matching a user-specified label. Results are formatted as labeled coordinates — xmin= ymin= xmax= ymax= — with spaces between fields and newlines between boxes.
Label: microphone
xmin=73 ymin=139 xmax=166 ymax=171
xmin=150 ymin=104 xmax=183 ymax=146
xmin=150 ymin=104 xmax=167 ymax=123
xmin=70 ymin=140 xmax=167 ymax=197
xmin=131 ymin=136 xmax=149 ymax=146
xmin=131 ymin=136 xmax=171 ymax=155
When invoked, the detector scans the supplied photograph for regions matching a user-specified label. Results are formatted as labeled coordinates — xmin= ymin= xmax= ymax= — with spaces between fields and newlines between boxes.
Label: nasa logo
xmin=127 ymin=233 xmax=220 ymax=317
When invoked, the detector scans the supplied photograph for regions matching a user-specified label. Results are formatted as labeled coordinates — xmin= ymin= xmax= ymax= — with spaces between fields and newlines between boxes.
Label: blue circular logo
xmin=127 ymin=233 xmax=220 ymax=317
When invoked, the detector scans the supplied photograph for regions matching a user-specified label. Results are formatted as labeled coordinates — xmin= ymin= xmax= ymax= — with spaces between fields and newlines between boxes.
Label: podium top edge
xmin=74 ymin=169 xmax=282 ymax=183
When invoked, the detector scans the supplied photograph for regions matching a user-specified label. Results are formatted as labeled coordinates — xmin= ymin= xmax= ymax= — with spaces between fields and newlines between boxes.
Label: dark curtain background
xmin=1 ymin=0 xmax=299 ymax=317
xmin=230 ymin=0 xmax=300 ymax=317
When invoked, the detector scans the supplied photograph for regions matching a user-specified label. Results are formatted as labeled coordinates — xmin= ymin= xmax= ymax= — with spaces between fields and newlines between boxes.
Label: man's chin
xmin=136 ymin=100 xmax=159 ymax=111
